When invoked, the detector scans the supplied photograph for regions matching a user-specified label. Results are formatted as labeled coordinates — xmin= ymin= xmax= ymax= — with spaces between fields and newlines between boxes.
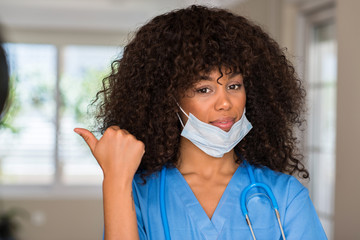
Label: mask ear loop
xmin=175 ymin=101 xmax=189 ymax=128
xmin=176 ymin=112 xmax=185 ymax=128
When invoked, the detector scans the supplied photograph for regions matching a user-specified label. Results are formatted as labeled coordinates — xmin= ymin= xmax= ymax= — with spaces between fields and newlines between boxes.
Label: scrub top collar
xmin=166 ymin=164 xmax=247 ymax=240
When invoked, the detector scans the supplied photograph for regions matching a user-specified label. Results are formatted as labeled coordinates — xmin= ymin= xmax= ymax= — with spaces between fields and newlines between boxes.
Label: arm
xmin=102 ymin=176 xmax=139 ymax=240
xmin=75 ymin=126 xmax=144 ymax=240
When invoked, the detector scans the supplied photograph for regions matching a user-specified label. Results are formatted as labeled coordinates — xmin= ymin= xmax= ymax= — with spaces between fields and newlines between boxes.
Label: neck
xmin=176 ymin=137 xmax=239 ymax=178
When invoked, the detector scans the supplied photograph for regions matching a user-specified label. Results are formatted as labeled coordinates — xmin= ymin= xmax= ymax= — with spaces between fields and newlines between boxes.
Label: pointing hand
xmin=74 ymin=126 xmax=145 ymax=181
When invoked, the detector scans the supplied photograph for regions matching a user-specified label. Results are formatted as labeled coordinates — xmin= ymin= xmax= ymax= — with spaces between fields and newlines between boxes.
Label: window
xmin=59 ymin=45 xmax=121 ymax=185
xmin=0 ymin=44 xmax=57 ymax=185
xmin=0 ymin=43 xmax=121 ymax=195
xmin=304 ymin=7 xmax=336 ymax=240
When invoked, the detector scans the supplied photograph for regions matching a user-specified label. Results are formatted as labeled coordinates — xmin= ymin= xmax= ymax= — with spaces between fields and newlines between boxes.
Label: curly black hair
xmin=94 ymin=5 xmax=309 ymax=179
xmin=0 ymin=28 xmax=9 ymax=118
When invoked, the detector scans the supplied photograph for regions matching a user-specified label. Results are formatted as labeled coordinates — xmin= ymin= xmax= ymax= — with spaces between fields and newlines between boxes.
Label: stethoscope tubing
xmin=240 ymin=162 xmax=286 ymax=240
xmin=240 ymin=162 xmax=280 ymax=215
xmin=160 ymin=167 xmax=171 ymax=240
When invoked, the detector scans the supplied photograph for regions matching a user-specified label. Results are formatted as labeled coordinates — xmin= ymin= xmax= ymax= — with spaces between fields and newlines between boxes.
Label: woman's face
xmin=179 ymin=68 xmax=246 ymax=132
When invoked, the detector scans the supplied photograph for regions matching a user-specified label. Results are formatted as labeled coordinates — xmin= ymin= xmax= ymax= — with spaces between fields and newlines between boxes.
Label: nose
xmin=214 ymin=88 xmax=232 ymax=111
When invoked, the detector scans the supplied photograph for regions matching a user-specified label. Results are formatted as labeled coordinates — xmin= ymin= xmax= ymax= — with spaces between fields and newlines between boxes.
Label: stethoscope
xmin=159 ymin=161 xmax=287 ymax=240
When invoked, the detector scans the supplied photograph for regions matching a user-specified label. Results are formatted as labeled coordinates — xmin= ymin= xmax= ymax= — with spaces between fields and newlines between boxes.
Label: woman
xmin=75 ymin=5 xmax=327 ymax=240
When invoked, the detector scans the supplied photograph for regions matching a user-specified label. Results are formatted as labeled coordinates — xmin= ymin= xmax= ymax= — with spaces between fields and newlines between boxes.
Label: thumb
xmin=74 ymin=128 xmax=98 ymax=153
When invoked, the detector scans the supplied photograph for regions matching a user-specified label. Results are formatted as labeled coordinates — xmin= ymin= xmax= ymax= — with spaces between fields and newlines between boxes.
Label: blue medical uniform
xmin=132 ymin=163 xmax=327 ymax=239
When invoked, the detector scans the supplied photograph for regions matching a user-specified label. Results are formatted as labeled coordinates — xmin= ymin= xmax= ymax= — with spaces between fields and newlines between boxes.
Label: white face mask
xmin=177 ymin=106 xmax=252 ymax=158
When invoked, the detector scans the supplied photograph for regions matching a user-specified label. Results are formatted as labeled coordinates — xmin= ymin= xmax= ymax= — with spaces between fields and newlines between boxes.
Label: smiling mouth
xmin=210 ymin=118 xmax=235 ymax=132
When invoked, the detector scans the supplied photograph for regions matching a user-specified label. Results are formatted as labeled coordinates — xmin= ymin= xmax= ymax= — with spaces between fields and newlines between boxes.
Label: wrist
xmin=102 ymin=174 xmax=134 ymax=190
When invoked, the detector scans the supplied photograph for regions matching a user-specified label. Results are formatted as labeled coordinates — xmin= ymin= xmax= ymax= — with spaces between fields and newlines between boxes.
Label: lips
xmin=210 ymin=117 xmax=235 ymax=132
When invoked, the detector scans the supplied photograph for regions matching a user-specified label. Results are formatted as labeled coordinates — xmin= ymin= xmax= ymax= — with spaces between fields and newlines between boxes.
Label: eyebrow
xmin=199 ymin=75 xmax=211 ymax=80
xmin=198 ymin=72 xmax=241 ymax=81
xmin=228 ymin=72 xmax=242 ymax=79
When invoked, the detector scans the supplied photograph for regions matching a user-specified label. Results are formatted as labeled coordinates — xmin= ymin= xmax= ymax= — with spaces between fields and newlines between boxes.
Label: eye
xmin=228 ymin=84 xmax=242 ymax=90
xmin=196 ymin=87 xmax=211 ymax=94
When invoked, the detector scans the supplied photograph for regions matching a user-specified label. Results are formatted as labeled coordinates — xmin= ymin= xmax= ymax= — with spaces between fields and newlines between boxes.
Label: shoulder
xmin=132 ymin=170 xmax=162 ymax=202
xmin=250 ymin=166 xmax=327 ymax=238
xmin=252 ymin=165 xmax=305 ymax=189
xmin=251 ymin=165 xmax=308 ymax=207
xmin=133 ymin=170 xmax=161 ymax=188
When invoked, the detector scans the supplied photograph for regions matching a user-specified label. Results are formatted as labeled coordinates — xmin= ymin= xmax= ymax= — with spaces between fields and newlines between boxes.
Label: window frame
xmin=301 ymin=1 xmax=336 ymax=199
xmin=0 ymin=29 xmax=125 ymax=199
xmin=296 ymin=1 xmax=336 ymax=239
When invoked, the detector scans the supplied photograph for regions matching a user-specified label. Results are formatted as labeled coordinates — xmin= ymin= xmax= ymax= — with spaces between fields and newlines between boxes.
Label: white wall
xmin=4 ymin=199 xmax=103 ymax=240
xmin=334 ymin=0 xmax=360 ymax=238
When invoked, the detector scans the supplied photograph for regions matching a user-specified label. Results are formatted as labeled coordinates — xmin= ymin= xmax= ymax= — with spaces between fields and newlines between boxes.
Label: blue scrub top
xmin=132 ymin=163 xmax=327 ymax=240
